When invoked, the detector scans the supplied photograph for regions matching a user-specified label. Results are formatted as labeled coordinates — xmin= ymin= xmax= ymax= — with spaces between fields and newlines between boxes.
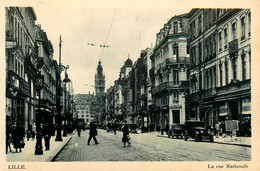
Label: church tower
xmin=95 ymin=59 xmax=105 ymax=98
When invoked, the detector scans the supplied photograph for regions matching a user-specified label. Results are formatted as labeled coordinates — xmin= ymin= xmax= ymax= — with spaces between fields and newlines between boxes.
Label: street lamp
xmin=63 ymin=65 xmax=70 ymax=137
xmin=70 ymin=96 xmax=74 ymax=132
xmin=35 ymin=72 xmax=44 ymax=155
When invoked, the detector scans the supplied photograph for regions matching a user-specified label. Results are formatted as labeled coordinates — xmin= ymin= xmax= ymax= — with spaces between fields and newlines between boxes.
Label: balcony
xmin=166 ymin=57 xmax=190 ymax=65
xmin=229 ymin=39 xmax=238 ymax=55
xmin=217 ymin=79 xmax=250 ymax=95
xmin=152 ymin=81 xmax=189 ymax=94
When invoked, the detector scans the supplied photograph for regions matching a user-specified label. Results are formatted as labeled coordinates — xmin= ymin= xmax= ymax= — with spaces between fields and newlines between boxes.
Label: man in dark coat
xmin=87 ymin=122 xmax=99 ymax=145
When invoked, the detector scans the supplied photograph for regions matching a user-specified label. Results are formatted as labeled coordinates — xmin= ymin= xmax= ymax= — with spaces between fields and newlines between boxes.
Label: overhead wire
xmin=100 ymin=8 xmax=117 ymax=60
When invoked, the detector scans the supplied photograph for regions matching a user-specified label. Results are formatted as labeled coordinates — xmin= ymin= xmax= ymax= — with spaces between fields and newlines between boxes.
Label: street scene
xmin=5 ymin=3 xmax=252 ymax=164
xmin=53 ymin=130 xmax=250 ymax=161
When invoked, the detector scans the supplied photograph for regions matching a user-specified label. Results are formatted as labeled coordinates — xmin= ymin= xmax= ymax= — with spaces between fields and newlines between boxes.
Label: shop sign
xmin=6 ymin=41 xmax=17 ymax=49
xmin=225 ymin=120 xmax=239 ymax=132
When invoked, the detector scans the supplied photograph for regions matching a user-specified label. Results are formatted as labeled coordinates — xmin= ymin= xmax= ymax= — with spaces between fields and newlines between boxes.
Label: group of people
xmin=214 ymin=121 xmax=226 ymax=138
xmin=79 ymin=121 xmax=131 ymax=147
xmin=6 ymin=121 xmax=53 ymax=154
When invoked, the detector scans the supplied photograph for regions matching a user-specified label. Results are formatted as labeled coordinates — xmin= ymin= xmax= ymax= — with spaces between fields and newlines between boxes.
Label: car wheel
xmin=195 ymin=136 xmax=199 ymax=142
xmin=210 ymin=136 xmax=214 ymax=142
xmin=184 ymin=136 xmax=188 ymax=141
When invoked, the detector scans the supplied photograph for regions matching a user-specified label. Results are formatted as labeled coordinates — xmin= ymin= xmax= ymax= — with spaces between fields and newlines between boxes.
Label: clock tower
xmin=95 ymin=59 xmax=105 ymax=98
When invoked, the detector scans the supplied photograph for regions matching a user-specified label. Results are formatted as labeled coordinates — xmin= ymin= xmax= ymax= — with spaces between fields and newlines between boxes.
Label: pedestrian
xmin=88 ymin=122 xmax=99 ymax=145
xmin=77 ymin=126 xmax=81 ymax=137
xmin=26 ymin=129 xmax=31 ymax=141
xmin=31 ymin=129 xmax=36 ymax=141
xmin=6 ymin=123 xmax=13 ymax=154
xmin=121 ymin=120 xmax=131 ymax=147
xmin=114 ymin=123 xmax=117 ymax=135
xmin=12 ymin=121 xmax=25 ymax=153
xmin=215 ymin=121 xmax=221 ymax=138
xmin=43 ymin=123 xmax=52 ymax=150
xmin=221 ymin=121 xmax=226 ymax=138
xmin=156 ymin=124 xmax=160 ymax=133
xmin=166 ymin=124 xmax=169 ymax=135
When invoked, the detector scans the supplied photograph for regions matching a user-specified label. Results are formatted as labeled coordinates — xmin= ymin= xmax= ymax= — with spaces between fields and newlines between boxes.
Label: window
xmin=241 ymin=17 xmax=245 ymax=40
xmin=232 ymin=22 xmax=237 ymax=40
xmin=18 ymin=61 xmax=20 ymax=76
xmin=173 ymin=71 xmax=179 ymax=84
xmin=219 ymin=63 xmax=223 ymax=86
xmin=219 ymin=32 xmax=222 ymax=52
xmin=206 ymin=70 xmax=209 ymax=89
xmin=199 ymin=43 xmax=202 ymax=62
xmin=173 ymin=92 xmax=179 ymax=102
xmin=173 ymin=22 xmax=178 ymax=34
xmin=173 ymin=44 xmax=178 ymax=57
xmin=232 ymin=58 xmax=237 ymax=81
xmin=198 ymin=15 xmax=202 ymax=33
xmin=21 ymin=64 xmax=23 ymax=78
xmin=204 ymin=39 xmax=208 ymax=60
xmin=172 ymin=110 xmax=180 ymax=123
xmin=225 ymin=61 xmax=229 ymax=84
xmin=242 ymin=54 xmax=246 ymax=81
xmin=248 ymin=13 xmax=251 ymax=36
xmin=224 ymin=28 xmax=228 ymax=49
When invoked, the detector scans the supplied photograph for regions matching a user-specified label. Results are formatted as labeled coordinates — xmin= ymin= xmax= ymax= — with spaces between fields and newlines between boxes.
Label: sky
xmin=33 ymin=0 xmax=192 ymax=94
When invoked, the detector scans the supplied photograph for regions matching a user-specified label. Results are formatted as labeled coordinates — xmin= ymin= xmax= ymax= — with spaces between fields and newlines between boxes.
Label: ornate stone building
xmin=150 ymin=13 xmax=190 ymax=131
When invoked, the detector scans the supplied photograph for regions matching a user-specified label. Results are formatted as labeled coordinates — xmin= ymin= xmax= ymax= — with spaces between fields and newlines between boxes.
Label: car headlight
xmin=195 ymin=131 xmax=199 ymax=134
xmin=200 ymin=130 xmax=204 ymax=133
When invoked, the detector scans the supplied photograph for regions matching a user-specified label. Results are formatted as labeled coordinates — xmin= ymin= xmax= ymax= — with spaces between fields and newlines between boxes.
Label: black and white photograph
xmin=1 ymin=0 xmax=260 ymax=171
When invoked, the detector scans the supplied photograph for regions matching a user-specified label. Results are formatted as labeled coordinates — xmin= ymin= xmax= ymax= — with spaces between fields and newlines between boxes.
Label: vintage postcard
xmin=1 ymin=0 xmax=260 ymax=171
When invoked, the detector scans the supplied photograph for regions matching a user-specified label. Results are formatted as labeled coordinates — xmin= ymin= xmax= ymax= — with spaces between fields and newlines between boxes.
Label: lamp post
xmin=63 ymin=66 xmax=70 ymax=137
xmin=35 ymin=72 xmax=44 ymax=155
xmin=70 ymin=95 xmax=74 ymax=132
xmin=55 ymin=35 xmax=67 ymax=141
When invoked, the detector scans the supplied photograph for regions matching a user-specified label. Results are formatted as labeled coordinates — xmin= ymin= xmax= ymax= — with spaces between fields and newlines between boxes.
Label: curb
xmin=212 ymin=141 xmax=251 ymax=148
xmin=47 ymin=136 xmax=72 ymax=162
xmin=157 ymin=135 xmax=251 ymax=148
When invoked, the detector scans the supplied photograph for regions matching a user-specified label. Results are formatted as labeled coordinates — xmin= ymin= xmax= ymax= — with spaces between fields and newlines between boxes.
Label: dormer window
xmin=241 ymin=17 xmax=245 ymax=40
xmin=232 ymin=22 xmax=237 ymax=40
xmin=173 ymin=22 xmax=178 ymax=34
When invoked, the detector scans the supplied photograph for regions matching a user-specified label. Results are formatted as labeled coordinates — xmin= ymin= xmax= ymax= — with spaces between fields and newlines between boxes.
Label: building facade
xmin=186 ymin=9 xmax=251 ymax=136
xmin=74 ymin=93 xmax=99 ymax=126
xmin=150 ymin=13 xmax=190 ymax=131
xmin=5 ymin=7 xmax=60 ymax=131
xmin=6 ymin=7 xmax=38 ymax=130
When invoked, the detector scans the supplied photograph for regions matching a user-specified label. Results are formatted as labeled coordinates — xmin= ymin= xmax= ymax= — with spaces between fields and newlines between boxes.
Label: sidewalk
xmin=6 ymin=131 xmax=75 ymax=162
xmin=155 ymin=132 xmax=251 ymax=147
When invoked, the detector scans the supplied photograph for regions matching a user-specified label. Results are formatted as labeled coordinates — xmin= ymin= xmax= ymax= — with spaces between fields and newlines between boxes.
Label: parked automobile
xmin=168 ymin=123 xmax=184 ymax=139
xmin=128 ymin=124 xmax=138 ymax=133
xmin=183 ymin=120 xmax=214 ymax=142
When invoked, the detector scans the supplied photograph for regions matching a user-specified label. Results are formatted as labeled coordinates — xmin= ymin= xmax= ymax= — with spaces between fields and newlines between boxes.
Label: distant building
xmin=74 ymin=93 xmax=99 ymax=126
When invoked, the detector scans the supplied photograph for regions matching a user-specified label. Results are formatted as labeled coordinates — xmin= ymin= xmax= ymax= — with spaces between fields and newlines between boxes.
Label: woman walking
xmin=121 ymin=120 xmax=131 ymax=147
xmin=12 ymin=121 xmax=25 ymax=153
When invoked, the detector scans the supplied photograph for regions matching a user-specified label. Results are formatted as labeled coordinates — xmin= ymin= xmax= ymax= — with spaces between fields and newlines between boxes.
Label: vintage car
xmin=183 ymin=120 xmax=214 ymax=142
xmin=128 ymin=124 xmax=138 ymax=133
xmin=168 ymin=123 xmax=184 ymax=139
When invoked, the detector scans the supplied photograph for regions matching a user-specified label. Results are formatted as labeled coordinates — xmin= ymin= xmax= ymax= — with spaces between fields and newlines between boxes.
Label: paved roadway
xmin=53 ymin=129 xmax=251 ymax=161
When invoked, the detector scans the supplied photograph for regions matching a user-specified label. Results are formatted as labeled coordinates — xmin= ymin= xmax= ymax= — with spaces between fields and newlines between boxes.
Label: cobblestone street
xmin=53 ymin=129 xmax=251 ymax=161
